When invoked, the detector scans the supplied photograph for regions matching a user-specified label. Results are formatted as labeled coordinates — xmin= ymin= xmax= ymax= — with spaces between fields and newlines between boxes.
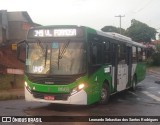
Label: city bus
xmin=17 ymin=25 xmax=146 ymax=105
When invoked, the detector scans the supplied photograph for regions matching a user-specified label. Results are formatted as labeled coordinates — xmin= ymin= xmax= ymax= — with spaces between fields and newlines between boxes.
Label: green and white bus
xmin=18 ymin=25 xmax=146 ymax=105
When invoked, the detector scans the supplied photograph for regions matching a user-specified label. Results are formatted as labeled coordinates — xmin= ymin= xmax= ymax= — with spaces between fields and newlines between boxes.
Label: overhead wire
xmin=124 ymin=0 xmax=159 ymax=31
xmin=134 ymin=0 xmax=153 ymax=14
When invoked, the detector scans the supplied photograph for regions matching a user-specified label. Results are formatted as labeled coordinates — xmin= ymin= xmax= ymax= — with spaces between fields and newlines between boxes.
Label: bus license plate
xmin=44 ymin=95 xmax=55 ymax=100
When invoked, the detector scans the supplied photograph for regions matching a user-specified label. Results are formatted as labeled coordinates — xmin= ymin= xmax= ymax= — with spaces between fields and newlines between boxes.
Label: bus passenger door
xmin=117 ymin=44 xmax=128 ymax=91
xmin=111 ymin=43 xmax=118 ymax=92
xmin=127 ymin=46 xmax=132 ymax=87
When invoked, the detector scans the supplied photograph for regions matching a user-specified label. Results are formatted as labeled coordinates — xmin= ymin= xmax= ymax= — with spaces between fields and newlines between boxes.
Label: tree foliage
xmin=151 ymin=44 xmax=160 ymax=66
xmin=101 ymin=26 xmax=126 ymax=35
xmin=126 ymin=19 xmax=157 ymax=43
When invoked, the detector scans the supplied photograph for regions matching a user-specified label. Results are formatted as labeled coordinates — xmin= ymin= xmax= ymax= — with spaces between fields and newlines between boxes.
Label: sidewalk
xmin=0 ymin=88 xmax=24 ymax=100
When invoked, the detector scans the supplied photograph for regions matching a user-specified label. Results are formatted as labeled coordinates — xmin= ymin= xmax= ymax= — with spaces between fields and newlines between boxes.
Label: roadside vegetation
xmin=151 ymin=44 xmax=160 ymax=66
xmin=146 ymin=44 xmax=160 ymax=67
xmin=0 ymin=74 xmax=24 ymax=90
xmin=0 ymin=74 xmax=24 ymax=100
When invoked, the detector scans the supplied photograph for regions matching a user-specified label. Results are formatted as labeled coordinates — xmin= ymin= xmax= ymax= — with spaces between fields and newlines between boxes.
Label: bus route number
xmin=34 ymin=30 xmax=52 ymax=37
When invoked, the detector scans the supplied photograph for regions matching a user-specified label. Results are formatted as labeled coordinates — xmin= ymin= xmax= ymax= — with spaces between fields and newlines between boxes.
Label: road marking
xmin=128 ymin=91 xmax=138 ymax=97
xmin=148 ymin=87 xmax=156 ymax=89
xmin=141 ymin=91 xmax=160 ymax=102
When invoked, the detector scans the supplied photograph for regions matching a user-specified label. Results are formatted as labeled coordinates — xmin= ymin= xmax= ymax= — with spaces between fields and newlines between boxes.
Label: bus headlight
xmin=78 ymin=83 xmax=85 ymax=90
xmin=25 ymin=81 xmax=31 ymax=93
xmin=70 ymin=83 xmax=85 ymax=96
xmin=25 ymin=81 xmax=28 ymax=87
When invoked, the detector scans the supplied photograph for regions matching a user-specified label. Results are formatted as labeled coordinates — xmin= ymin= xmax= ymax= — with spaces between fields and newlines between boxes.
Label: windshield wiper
xmin=36 ymin=39 xmax=48 ymax=67
xmin=37 ymin=39 xmax=45 ymax=55
xmin=58 ymin=40 xmax=70 ymax=59
xmin=57 ymin=40 xmax=70 ymax=69
xmin=44 ymin=44 xmax=48 ymax=67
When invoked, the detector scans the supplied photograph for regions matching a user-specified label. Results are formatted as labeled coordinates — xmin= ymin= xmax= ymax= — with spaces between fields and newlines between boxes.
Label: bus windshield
xmin=25 ymin=40 xmax=86 ymax=75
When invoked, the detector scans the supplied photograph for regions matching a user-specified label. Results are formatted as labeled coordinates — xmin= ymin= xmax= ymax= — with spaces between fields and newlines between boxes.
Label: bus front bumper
xmin=25 ymin=87 xmax=87 ymax=105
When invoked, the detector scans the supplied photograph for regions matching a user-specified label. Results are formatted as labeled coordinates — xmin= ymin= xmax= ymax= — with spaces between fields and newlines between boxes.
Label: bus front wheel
xmin=99 ymin=83 xmax=110 ymax=105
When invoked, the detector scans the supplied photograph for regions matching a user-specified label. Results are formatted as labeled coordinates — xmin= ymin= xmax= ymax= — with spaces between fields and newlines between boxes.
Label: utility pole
xmin=115 ymin=15 xmax=125 ymax=34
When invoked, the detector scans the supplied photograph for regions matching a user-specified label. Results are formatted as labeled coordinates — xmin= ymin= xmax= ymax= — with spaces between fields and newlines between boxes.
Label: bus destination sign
xmin=32 ymin=29 xmax=77 ymax=37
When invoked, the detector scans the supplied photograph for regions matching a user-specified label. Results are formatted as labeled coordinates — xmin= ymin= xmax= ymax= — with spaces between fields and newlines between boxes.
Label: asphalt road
xmin=0 ymin=73 xmax=160 ymax=125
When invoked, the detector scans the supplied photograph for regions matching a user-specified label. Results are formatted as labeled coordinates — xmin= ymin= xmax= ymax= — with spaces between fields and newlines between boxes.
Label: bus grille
xmin=27 ymin=76 xmax=77 ymax=85
xmin=32 ymin=91 xmax=70 ymax=100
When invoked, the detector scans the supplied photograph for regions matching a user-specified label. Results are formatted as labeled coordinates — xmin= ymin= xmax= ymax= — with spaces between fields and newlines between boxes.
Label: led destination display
xmin=27 ymin=28 xmax=84 ymax=38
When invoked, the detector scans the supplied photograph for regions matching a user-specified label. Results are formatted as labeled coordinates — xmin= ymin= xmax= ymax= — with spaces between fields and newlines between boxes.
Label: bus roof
xmin=96 ymin=31 xmax=145 ymax=48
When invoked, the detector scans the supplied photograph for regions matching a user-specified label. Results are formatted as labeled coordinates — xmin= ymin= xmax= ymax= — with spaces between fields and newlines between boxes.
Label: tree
xmin=101 ymin=26 xmax=126 ymax=35
xmin=126 ymin=19 xmax=157 ymax=43
xmin=152 ymin=44 xmax=160 ymax=66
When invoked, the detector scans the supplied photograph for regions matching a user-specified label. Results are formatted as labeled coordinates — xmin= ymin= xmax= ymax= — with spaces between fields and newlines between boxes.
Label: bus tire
xmin=99 ymin=83 xmax=110 ymax=105
xmin=131 ymin=76 xmax=137 ymax=91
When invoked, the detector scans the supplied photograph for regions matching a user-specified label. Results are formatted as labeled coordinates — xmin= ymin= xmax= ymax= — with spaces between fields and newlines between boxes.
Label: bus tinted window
xmin=118 ymin=44 xmax=127 ymax=63
xmin=132 ymin=46 xmax=137 ymax=62
xmin=142 ymin=48 xmax=146 ymax=61
xmin=91 ymin=42 xmax=102 ymax=65
xmin=103 ymin=41 xmax=111 ymax=63
xmin=138 ymin=47 xmax=143 ymax=62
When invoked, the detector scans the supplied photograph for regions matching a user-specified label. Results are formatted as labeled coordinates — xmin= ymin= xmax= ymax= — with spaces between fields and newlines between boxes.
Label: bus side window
xmin=142 ymin=48 xmax=146 ymax=61
xmin=103 ymin=41 xmax=111 ymax=64
xmin=138 ymin=47 xmax=143 ymax=62
xmin=91 ymin=42 xmax=102 ymax=65
xmin=118 ymin=44 xmax=127 ymax=64
xmin=132 ymin=46 xmax=137 ymax=62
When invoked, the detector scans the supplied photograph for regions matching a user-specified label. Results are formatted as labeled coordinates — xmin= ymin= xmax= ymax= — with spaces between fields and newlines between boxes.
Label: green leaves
xmin=126 ymin=19 xmax=157 ymax=43
xmin=101 ymin=19 xmax=157 ymax=43
xmin=101 ymin=26 xmax=126 ymax=35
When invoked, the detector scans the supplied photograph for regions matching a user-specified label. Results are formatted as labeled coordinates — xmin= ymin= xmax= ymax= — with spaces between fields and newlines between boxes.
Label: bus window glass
xmin=27 ymin=42 xmax=50 ymax=74
xmin=132 ymin=46 xmax=137 ymax=62
xmin=26 ymin=40 xmax=86 ymax=75
xmin=118 ymin=44 xmax=126 ymax=63
xmin=91 ymin=42 xmax=102 ymax=65
xmin=138 ymin=47 xmax=143 ymax=62
xmin=51 ymin=41 xmax=86 ymax=74
xmin=103 ymin=41 xmax=111 ymax=63
xmin=142 ymin=48 xmax=146 ymax=61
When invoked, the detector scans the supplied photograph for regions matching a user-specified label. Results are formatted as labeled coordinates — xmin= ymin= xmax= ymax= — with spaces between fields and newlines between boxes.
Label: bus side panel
xmin=135 ymin=62 xmax=146 ymax=83
xmin=86 ymin=65 xmax=113 ymax=105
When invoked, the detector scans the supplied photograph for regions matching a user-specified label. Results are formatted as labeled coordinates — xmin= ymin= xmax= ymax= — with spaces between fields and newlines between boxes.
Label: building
xmin=0 ymin=10 xmax=40 ymax=74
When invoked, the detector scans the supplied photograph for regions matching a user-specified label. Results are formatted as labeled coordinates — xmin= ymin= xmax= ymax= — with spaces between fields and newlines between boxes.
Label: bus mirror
xmin=17 ymin=40 xmax=27 ymax=63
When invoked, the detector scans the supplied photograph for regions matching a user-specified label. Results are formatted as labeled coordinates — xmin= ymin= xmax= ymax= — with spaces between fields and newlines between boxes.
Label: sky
xmin=0 ymin=0 xmax=160 ymax=31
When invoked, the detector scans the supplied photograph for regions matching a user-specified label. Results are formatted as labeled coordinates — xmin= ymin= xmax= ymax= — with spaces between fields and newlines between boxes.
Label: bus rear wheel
xmin=99 ymin=83 xmax=110 ymax=105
